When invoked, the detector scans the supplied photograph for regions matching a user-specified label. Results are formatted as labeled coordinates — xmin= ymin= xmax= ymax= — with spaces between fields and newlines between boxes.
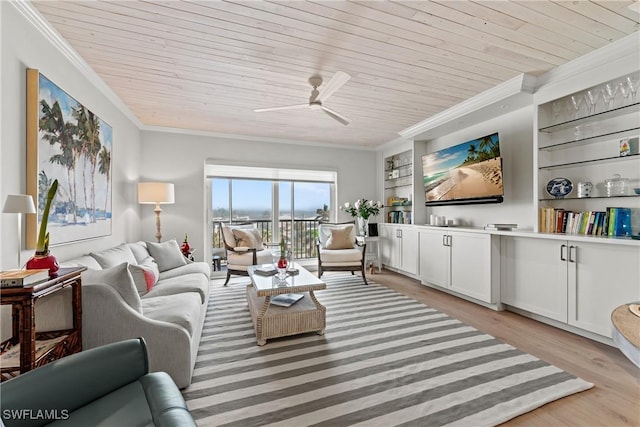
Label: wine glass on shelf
xmin=601 ymin=83 xmax=619 ymax=110
xmin=626 ymin=75 xmax=639 ymax=100
xmin=551 ymin=100 xmax=563 ymax=124
xmin=619 ymin=80 xmax=632 ymax=104
xmin=570 ymin=94 xmax=584 ymax=119
xmin=585 ymin=89 xmax=600 ymax=115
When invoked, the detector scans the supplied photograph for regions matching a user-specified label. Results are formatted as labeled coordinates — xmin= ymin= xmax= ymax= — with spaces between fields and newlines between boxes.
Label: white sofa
xmin=54 ymin=241 xmax=211 ymax=389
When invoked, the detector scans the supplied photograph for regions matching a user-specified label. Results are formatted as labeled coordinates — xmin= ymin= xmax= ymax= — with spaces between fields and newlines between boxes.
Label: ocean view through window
xmin=207 ymin=165 xmax=336 ymax=265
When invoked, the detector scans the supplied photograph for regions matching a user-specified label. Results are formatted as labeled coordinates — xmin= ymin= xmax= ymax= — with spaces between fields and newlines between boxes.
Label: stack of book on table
xmin=0 ymin=269 xmax=49 ymax=288
xmin=271 ymin=293 xmax=304 ymax=307
xmin=254 ymin=265 xmax=277 ymax=276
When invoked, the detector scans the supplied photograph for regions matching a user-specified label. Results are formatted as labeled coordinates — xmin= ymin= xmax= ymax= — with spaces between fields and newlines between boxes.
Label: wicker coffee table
xmin=247 ymin=263 xmax=326 ymax=346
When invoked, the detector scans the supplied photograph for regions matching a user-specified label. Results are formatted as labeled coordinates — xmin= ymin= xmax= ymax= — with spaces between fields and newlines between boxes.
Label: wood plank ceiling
xmin=32 ymin=0 xmax=639 ymax=147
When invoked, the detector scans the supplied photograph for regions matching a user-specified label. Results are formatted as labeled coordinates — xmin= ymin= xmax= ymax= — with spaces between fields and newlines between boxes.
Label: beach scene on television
xmin=423 ymin=133 xmax=503 ymax=203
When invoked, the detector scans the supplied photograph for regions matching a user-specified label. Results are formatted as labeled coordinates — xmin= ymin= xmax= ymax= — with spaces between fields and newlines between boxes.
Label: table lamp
xmin=3 ymin=194 xmax=36 ymax=268
xmin=138 ymin=182 xmax=174 ymax=243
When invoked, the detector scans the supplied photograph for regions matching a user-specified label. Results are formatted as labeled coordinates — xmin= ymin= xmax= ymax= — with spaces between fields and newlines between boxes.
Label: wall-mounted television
xmin=422 ymin=132 xmax=504 ymax=206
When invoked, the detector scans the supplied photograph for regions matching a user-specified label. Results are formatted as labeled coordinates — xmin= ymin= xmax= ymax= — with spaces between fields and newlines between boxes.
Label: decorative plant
xmin=36 ymin=179 xmax=58 ymax=254
xmin=340 ymin=198 xmax=383 ymax=219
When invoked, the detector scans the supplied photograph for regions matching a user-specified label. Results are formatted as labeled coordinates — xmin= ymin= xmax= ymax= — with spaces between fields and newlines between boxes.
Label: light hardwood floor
xmin=359 ymin=269 xmax=639 ymax=427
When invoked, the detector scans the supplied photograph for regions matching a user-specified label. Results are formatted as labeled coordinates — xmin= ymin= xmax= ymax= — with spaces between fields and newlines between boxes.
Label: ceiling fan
xmin=254 ymin=71 xmax=351 ymax=125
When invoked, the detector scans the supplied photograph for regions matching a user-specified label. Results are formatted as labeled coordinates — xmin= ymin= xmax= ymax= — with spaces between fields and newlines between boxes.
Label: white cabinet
xmin=567 ymin=242 xmax=640 ymax=337
xmin=378 ymin=224 xmax=418 ymax=275
xmin=420 ymin=228 xmax=496 ymax=304
xmin=501 ymin=237 xmax=568 ymax=322
xmin=379 ymin=224 xmax=399 ymax=268
xmin=501 ymin=236 xmax=640 ymax=338
xmin=419 ymin=229 xmax=448 ymax=288
xmin=400 ymin=227 xmax=419 ymax=275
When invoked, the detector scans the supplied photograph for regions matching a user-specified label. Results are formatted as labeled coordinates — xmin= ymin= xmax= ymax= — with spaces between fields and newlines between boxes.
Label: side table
xmin=0 ymin=266 xmax=85 ymax=381
xmin=359 ymin=236 xmax=381 ymax=274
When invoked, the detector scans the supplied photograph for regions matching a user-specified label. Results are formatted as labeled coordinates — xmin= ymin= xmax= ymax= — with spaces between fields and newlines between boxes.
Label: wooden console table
xmin=0 ymin=267 xmax=85 ymax=381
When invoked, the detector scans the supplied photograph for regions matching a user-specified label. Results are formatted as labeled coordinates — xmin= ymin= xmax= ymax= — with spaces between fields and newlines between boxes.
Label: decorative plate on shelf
xmin=546 ymin=177 xmax=573 ymax=198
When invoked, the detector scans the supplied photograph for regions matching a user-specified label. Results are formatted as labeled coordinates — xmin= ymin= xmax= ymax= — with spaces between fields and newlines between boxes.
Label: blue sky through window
xmin=211 ymin=179 xmax=330 ymax=218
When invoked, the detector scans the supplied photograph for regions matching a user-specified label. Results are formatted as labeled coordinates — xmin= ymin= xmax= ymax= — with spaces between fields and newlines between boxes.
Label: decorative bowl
xmin=546 ymin=177 xmax=573 ymax=198
xmin=634 ymin=188 xmax=640 ymax=195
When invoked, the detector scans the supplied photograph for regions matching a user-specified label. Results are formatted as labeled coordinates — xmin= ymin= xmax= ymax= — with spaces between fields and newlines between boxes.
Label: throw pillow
xmin=127 ymin=241 xmax=150 ymax=264
xmin=145 ymin=240 xmax=187 ymax=272
xmin=129 ymin=257 xmax=160 ymax=294
xmin=82 ymin=262 xmax=143 ymax=314
xmin=90 ymin=243 xmax=138 ymax=268
xmin=325 ymin=225 xmax=355 ymax=250
xmin=232 ymin=228 xmax=264 ymax=250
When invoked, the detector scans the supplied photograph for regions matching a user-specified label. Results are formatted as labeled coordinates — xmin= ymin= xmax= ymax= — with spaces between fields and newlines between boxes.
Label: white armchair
xmin=316 ymin=222 xmax=368 ymax=285
xmin=220 ymin=223 xmax=272 ymax=286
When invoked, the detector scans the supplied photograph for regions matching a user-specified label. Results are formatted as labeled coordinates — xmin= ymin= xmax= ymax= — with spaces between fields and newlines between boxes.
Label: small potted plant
xmin=26 ymin=179 xmax=60 ymax=276
xmin=181 ymin=234 xmax=191 ymax=255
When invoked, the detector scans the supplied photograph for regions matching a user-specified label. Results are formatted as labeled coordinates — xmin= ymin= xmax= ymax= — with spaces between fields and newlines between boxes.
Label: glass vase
xmin=357 ymin=217 xmax=369 ymax=237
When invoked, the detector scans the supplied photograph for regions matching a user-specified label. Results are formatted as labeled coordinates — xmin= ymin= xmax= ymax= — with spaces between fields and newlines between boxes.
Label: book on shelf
xmin=387 ymin=210 xmax=412 ymax=224
xmin=484 ymin=223 xmax=517 ymax=230
xmin=0 ymin=269 xmax=49 ymax=288
xmin=270 ymin=293 xmax=304 ymax=307
xmin=538 ymin=207 xmax=634 ymax=237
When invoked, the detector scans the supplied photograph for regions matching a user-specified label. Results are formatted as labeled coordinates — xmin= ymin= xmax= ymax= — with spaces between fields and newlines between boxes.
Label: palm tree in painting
xmin=39 ymin=99 xmax=79 ymax=223
xmin=37 ymin=171 xmax=54 ymax=212
xmin=465 ymin=143 xmax=477 ymax=163
xmin=73 ymin=106 xmax=102 ymax=222
xmin=478 ymin=135 xmax=499 ymax=160
xmin=98 ymin=146 xmax=111 ymax=217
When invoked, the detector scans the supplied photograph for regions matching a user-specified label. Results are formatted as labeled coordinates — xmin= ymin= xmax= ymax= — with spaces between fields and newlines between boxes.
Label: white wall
xmin=139 ymin=130 xmax=378 ymax=262
xmin=415 ymin=106 xmax=534 ymax=229
xmin=0 ymin=2 xmax=143 ymax=270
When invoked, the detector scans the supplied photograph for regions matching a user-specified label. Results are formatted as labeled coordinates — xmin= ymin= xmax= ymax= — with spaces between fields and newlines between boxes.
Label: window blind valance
xmin=205 ymin=164 xmax=336 ymax=183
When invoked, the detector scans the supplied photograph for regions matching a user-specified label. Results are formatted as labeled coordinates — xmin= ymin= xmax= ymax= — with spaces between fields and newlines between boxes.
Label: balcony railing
xmin=213 ymin=219 xmax=321 ymax=261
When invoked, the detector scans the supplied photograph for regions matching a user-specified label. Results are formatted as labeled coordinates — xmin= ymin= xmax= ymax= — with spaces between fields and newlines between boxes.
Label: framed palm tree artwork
xmin=26 ymin=69 xmax=112 ymax=248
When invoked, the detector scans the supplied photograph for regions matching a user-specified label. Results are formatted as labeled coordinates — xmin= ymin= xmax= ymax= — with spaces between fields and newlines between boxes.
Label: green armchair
xmin=0 ymin=338 xmax=195 ymax=427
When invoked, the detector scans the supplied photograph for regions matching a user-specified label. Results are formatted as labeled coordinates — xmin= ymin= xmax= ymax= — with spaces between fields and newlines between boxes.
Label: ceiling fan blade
xmin=254 ymin=104 xmax=308 ymax=113
xmin=321 ymin=105 xmax=350 ymax=125
xmin=316 ymin=71 xmax=351 ymax=102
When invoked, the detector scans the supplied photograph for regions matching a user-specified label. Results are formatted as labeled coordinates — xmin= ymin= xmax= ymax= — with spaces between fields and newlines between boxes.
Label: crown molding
xmin=398 ymin=73 xmax=535 ymax=141
xmin=12 ymin=0 xmax=143 ymax=128
xmin=376 ymin=136 xmax=412 ymax=152
xmin=535 ymin=32 xmax=640 ymax=89
xmin=142 ymin=124 xmax=377 ymax=152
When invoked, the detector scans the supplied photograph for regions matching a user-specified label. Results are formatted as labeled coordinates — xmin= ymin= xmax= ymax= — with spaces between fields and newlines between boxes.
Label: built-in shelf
xmin=539 ymin=194 xmax=640 ymax=202
xmin=538 ymin=127 xmax=640 ymax=152
xmin=539 ymin=153 xmax=640 ymax=170
xmin=539 ymin=102 xmax=639 ymax=133
xmin=384 ymin=149 xmax=413 ymax=224
xmin=385 ymin=163 xmax=412 ymax=172
xmin=535 ymin=71 xmax=640 ymax=237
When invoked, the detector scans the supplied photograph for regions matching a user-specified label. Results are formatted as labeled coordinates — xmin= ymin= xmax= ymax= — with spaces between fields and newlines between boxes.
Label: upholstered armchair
xmin=220 ymin=223 xmax=273 ymax=286
xmin=316 ymin=222 xmax=368 ymax=285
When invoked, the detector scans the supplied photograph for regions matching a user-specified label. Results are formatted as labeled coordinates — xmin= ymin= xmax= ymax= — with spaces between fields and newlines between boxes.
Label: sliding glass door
xmin=210 ymin=178 xmax=332 ymax=261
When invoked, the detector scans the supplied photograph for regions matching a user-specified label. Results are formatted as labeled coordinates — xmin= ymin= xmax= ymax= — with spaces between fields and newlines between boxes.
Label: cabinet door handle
xmin=560 ymin=244 xmax=567 ymax=261
xmin=447 ymin=235 xmax=452 ymax=246
xmin=568 ymin=245 xmax=576 ymax=263
xmin=442 ymin=235 xmax=447 ymax=246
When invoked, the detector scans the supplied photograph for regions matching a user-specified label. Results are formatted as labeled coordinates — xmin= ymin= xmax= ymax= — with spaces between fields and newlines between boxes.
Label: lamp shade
xmin=2 ymin=194 xmax=36 ymax=214
xmin=138 ymin=182 xmax=175 ymax=204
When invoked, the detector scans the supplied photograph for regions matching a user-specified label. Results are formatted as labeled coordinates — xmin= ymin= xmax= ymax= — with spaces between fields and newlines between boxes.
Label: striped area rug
xmin=183 ymin=275 xmax=593 ymax=426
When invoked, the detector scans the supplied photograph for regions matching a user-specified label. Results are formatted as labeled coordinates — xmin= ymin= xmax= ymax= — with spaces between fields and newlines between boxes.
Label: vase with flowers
xmin=340 ymin=198 xmax=383 ymax=236
xmin=26 ymin=179 xmax=59 ymax=276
